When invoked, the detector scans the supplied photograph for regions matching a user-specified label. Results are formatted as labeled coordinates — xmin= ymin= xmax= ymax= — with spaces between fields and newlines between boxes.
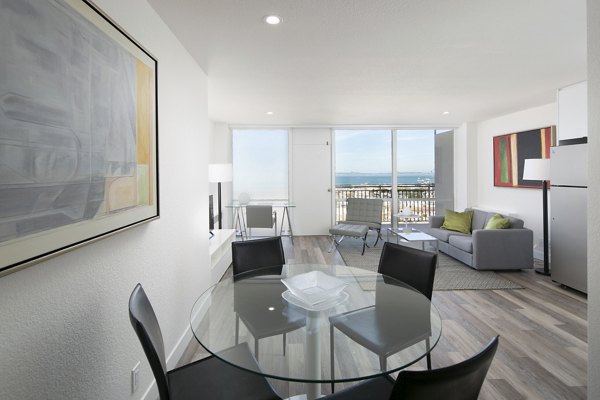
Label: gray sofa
xmin=428 ymin=209 xmax=533 ymax=270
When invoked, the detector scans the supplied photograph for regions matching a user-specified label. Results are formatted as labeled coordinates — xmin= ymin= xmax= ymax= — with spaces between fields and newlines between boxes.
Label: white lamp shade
xmin=522 ymin=158 xmax=550 ymax=181
xmin=208 ymin=163 xmax=233 ymax=183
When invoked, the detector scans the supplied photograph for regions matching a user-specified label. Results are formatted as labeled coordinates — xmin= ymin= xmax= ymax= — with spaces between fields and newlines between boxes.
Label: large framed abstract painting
xmin=0 ymin=0 xmax=159 ymax=276
xmin=493 ymin=126 xmax=555 ymax=189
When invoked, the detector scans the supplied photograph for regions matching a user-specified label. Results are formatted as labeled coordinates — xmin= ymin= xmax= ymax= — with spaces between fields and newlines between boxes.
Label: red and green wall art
xmin=493 ymin=126 xmax=556 ymax=188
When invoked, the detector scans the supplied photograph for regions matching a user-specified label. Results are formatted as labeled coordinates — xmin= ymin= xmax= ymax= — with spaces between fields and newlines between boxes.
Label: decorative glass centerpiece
xmin=281 ymin=271 xmax=348 ymax=309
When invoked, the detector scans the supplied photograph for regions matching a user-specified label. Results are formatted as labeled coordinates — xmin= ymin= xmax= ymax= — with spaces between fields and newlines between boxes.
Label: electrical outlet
xmin=131 ymin=362 xmax=140 ymax=393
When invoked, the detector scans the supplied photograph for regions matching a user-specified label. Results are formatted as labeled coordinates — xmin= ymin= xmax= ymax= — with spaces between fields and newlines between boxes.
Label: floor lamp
xmin=208 ymin=163 xmax=233 ymax=230
xmin=523 ymin=158 xmax=551 ymax=276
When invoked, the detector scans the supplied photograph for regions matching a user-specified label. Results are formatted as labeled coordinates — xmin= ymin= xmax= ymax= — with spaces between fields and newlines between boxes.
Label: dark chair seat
xmin=323 ymin=336 xmax=500 ymax=400
xmin=330 ymin=291 xmax=431 ymax=358
xmin=129 ymin=283 xmax=282 ymax=400
xmin=330 ymin=242 xmax=437 ymax=391
xmin=323 ymin=376 xmax=394 ymax=400
xmin=232 ymin=237 xmax=306 ymax=360
xmin=168 ymin=343 xmax=281 ymax=400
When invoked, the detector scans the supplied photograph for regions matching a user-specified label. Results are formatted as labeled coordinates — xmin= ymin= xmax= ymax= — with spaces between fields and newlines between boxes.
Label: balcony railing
xmin=335 ymin=184 xmax=436 ymax=223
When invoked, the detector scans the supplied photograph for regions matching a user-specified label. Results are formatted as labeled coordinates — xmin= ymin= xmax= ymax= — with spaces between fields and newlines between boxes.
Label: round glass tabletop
xmin=190 ymin=264 xmax=441 ymax=384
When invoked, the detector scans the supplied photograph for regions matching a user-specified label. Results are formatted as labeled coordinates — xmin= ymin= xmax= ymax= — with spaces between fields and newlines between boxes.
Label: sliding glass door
xmin=395 ymin=130 xmax=435 ymax=223
xmin=335 ymin=129 xmax=392 ymax=222
xmin=334 ymin=129 xmax=450 ymax=226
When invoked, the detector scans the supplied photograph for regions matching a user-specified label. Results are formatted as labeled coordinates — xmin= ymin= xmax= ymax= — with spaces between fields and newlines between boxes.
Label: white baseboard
xmin=141 ymin=295 xmax=212 ymax=400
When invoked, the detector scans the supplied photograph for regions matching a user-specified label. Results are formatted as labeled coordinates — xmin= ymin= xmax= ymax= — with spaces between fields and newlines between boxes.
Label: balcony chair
xmin=342 ymin=198 xmax=384 ymax=246
xmin=329 ymin=242 xmax=437 ymax=392
xmin=323 ymin=336 xmax=499 ymax=400
xmin=232 ymin=237 xmax=305 ymax=360
xmin=245 ymin=205 xmax=277 ymax=239
xmin=128 ymin=283 xmax=281 ymax=400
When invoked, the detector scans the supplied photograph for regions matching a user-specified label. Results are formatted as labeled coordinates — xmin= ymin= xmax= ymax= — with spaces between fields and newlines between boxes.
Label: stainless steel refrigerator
xmin=550 ymin=142 xmax=588 ymax=293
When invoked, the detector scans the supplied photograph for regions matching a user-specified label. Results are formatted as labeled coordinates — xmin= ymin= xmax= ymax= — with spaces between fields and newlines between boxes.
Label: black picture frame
xmin=0 ymin=0 xmax=159 ymax=277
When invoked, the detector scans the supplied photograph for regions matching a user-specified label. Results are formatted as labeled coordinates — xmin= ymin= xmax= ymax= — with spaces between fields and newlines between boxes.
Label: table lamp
xmin=523 ymin=158 xmax=550 ymax=276
xmin=208 ymin=163 xmax=233 ymax=229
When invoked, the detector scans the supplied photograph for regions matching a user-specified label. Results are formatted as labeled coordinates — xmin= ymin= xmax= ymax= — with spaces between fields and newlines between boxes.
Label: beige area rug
xmin=336 ymin=236 xmax=524 ymax=290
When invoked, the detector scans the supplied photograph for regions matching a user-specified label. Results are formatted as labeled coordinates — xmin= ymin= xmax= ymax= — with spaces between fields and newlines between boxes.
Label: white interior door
xmin=291 ymin=128 xmax=332 ymax=235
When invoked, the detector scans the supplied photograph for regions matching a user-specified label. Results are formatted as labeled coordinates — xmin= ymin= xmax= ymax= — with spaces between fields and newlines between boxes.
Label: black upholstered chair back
xmin=390 ymin=336 xmax=499 ymax=400
xmin=129 ymin=284 xmax=170 ymax=400
xmin=232 ymin=237 xmax=285 ymax=276
xmin=377 ymin=242 xmax=437 ymax=300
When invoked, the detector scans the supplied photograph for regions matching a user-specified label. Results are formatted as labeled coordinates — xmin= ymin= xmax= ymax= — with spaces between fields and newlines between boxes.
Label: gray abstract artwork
xmin=0 ymin=0 xmax=139 ymax=243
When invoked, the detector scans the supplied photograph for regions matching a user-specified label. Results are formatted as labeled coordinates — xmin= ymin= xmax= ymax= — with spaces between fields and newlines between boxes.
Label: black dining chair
xmin=128 ymin=283 xmax=282 ymax=400
xmin=231 ymin=237 xmax=305 ymax=360
xmin=329 ymin=242 xmax=437 ymax=391
xmin=232 ymin=236 xmax=286 ymax=276
xmin=323 ymin=335 xmax=500 ymax=400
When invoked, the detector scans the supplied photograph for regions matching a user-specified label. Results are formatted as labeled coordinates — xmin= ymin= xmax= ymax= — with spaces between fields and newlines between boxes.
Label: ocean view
xmin=336 ymin=173 xmax=434 ymax=186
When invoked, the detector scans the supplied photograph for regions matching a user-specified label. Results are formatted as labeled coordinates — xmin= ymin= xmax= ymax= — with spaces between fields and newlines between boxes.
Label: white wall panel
xmin=0 ymin=1 xmax=210 ymax=398
xmin=290 ymin=128 xmax=332 ymax=235
xmin=475 ymin=103 xmax=557 ymax=259
xmin=587 ymin=0 xmax=600 ymax=396
xmin=558 ymin=81 xmax=588 ymax=141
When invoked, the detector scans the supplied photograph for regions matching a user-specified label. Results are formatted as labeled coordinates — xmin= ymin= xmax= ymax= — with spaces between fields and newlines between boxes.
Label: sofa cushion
xmin=449 ymin=235 xmax=473 ymax=253
xmin=481 ymin=212 xmax=525 ymax=229
xmin=429 ymin=227 xmax=470 ymax=243
xmin=441 ymin=209 xmax=473 ymax=234
xmin=470 ymin=209 xmax=489 ymax=231
xmin=506 ymin=216 xmax=524 ymax=229
xmin=484 ymin=214 xmax=511 ymax=229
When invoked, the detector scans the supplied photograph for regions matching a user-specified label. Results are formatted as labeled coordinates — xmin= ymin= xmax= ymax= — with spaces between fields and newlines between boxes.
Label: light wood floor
xmin=181 ymin=235 xmax=587 ymax=399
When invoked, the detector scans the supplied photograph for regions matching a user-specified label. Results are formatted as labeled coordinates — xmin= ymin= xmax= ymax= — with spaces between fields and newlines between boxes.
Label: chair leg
xmin=255 ymin=338 xmax=259 ymax=361
xmin=328 ymin=235 xmax=344 ymax=253
xmin=330 ymin=324 xmax=335 ymax=393
xmin=426 ymin=338 xmax=432 ymax=370
xmin=235 ymin=314 xmax=239 ymax=345
xmin=373 ymin=228 xmax=382 ymax=247
xmin=379 ymin=356 xmax=386 ymax=372
xmin=283 ymin=332 xmax=286 ymax=356
xmin=361 ymin=232 xmax=369 ymax=255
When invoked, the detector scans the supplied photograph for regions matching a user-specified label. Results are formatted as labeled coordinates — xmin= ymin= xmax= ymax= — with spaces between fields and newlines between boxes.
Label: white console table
xmin=209 ymin=229 xmax=236 ymax=284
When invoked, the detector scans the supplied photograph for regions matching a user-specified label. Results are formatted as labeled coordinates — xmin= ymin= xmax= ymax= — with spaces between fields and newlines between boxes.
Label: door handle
xmin=327 ymin=188 xmax=331 ymax=192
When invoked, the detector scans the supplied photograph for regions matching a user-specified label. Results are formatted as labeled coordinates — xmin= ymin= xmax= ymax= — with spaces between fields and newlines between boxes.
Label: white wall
xmin=0 ymin=1 xmax=210 ymax=399
xmin=454 ymin=122 xmax=478 ymax=211
xmin=558 ymin=81 xmax=588 ymax=140
xmin=473 ymin=103 xmax=557 ymax=258
xmin=587 ymin=0 xmax=600 ymax=396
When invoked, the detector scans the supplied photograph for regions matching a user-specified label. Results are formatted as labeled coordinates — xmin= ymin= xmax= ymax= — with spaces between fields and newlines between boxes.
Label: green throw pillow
xmin=441 ymin=209 xmax=473 ymax=234
xmin=484 ymin=214 xmax=511 ymax=229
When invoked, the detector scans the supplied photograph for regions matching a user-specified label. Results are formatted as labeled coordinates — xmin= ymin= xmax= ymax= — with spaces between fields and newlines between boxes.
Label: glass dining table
xmin=190 ymin=264 xmax=442 ymax=400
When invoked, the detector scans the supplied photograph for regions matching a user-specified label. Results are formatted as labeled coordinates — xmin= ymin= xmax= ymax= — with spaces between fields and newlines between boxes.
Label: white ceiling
xmin=148 ymin=0 xmax=586 ymax=126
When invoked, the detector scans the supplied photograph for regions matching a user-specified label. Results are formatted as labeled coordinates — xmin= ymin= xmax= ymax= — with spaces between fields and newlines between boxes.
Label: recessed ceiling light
xmin=264 ymin=15 xmax=282 ymax=25
xmin=442 ymin=111 xmax=450 ymax=115
xmin=266 ymin=111 xmax=274 ymax=115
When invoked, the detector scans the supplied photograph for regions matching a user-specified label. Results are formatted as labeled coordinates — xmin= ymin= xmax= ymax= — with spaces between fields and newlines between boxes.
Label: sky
xmin=231 ymin=128 xmax=441 ymax=199
xmin=232 ymin=129 xmax=289 ymax=199
xmin=335 ymin=129 xmax=437 ymax=173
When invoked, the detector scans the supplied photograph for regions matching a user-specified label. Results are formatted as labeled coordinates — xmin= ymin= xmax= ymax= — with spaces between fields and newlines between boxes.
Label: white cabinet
xmin=558 ymin=81 xmax=587 ymax=142
xmin=209 ymin=229 xmax=235 ymax=284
